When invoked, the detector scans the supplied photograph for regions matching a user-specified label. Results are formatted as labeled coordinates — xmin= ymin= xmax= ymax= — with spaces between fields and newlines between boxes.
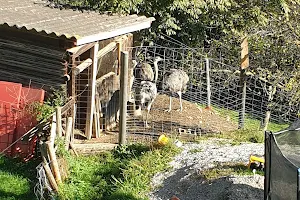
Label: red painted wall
xmin=0 ymin=81 xmax=44 ymax=160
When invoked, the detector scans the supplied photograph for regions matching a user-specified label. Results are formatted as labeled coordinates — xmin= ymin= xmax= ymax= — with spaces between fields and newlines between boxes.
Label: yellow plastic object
xmin=248 ymin=155 xmax=265 ymax=168
xmin=158 ymin=134 xmax=169 ymax=145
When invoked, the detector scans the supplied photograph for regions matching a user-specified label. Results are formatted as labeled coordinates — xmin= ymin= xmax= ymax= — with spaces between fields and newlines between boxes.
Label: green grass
xmin=0 ymin=155 xmax=40 ymax=200
xmin=199 ymin=162 xmax=264 ymax=180
xmin=197 ymin=104 xmax=289 ymax=144
xmin=58 ymin=142 xmax=181 ymax=200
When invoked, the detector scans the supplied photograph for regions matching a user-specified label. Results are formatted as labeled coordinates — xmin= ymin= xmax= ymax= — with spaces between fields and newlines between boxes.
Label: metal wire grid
xmin=125 ymin=41 xmax=298 ymax=140
xmin=74 ymin=60 xmax=91 ymax=134
xmin=34 ymin=162 xmax=55 ymax=200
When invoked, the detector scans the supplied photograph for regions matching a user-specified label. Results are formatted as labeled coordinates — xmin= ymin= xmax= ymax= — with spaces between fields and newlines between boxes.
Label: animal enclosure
xmin=95 ymin=36 xmax=299 ymax=144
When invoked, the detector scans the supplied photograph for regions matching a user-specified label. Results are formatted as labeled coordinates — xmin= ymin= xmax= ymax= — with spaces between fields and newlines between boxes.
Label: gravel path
xmin=149 ymin=138 xmax=264 ymax=200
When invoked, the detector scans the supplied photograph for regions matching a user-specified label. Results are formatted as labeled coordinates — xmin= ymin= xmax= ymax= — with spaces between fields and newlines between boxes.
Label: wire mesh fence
xmin=124 ymin=35 xmax=299 ymax=141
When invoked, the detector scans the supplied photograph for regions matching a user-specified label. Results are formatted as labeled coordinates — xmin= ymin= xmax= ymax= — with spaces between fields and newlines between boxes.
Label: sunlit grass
xmin=199 ymin=162 xmax=264 ymax=180
xmin=197 ymin=104 xmax=289 ymax=144
xmin=58 ymin=142 xmax=181 ymax=200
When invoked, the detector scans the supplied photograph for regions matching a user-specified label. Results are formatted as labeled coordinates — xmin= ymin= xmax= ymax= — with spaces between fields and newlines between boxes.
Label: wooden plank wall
xmin=0 ymin=27 xmax=69 ymax=91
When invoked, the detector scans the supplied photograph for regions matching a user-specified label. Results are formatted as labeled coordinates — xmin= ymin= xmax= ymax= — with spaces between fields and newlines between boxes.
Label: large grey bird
xmin=132 ymin=57 xmax=162 ymax=83
xmin=162 ymin=69 xmax=189 ymax=112
xmin=133 ymin=57 xmax=162 ymax=127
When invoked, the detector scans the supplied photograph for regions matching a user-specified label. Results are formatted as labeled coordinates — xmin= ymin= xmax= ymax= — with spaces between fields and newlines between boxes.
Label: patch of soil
xmin=127 ymin=94 xmax=237 ymax=135
xmin=74 ymin=94 xmax=238 ymax=144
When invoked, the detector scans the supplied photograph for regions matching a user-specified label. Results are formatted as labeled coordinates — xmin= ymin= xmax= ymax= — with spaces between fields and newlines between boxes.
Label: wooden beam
xmin=74 ymin=58 xmax=93 ymax=76
xmin=67 ymin=42 xmax=96 ymax=58
xmin=85 ymin=43 xmax=99 ymax=139
xmin=61 ymin=98 xmax=75 ymax=115
xmin=97 ymin=42 xmax=117 ymax=59
xmin=95 ymin=72 xmax=116 ymax=85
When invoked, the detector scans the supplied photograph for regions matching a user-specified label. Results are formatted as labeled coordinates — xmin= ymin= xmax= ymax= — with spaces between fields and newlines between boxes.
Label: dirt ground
xmin=149 ymin=94 xmax=237 ymax=133
xmin=74 ymin=94 xmax=238 ymax=145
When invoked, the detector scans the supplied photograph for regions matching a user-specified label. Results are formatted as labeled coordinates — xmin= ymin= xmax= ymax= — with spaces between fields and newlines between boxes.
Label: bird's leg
xmin=145 ymin=103 xmax=152 ymax=128
xmin=165 ymin=95 xmax=172 ymax=112
xmin=176 ymin=91 xmax=183 ymax=112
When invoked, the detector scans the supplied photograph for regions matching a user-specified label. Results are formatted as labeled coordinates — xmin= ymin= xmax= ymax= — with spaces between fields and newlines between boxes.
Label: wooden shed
xmin=0 ymin=0 xmax=155 ymax=142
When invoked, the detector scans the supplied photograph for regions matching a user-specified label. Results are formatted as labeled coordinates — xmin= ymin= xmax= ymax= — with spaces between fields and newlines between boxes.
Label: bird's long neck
xmin=153 ymin=60 xmax=159 ymax=83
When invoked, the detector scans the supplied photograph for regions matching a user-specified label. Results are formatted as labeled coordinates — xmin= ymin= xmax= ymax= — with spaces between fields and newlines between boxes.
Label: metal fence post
xmin=238 ymin=72 xmax=247 ymax=129
xmin=119 ymin=51 xmax=128 ymax=144
xmin=205 ymin=58 xmax=211 ymax=109
xmin=238 ymin=37 xmax=249 ymax=129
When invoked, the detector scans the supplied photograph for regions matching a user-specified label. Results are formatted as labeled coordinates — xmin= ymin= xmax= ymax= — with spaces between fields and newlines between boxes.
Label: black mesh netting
xmin=265 ymin=120 xmax=300 ymax=200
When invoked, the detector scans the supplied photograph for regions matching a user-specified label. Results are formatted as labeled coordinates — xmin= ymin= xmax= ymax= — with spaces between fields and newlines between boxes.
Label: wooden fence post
xmin=39 ymin=142 xmax=58 ymax=191
xmin=119 ymin=51 xmax=128 ymax=145
xmin=71 ymin=103 xmax=76 ymax=143
xmin=65 ymin=117 xmax=73 ymax=151
xmin=45 ymin=141 xmax=62 ymax=184
xmin=238 ymin=37 xmax=249 ymax=129
xmin=85 ymin=43 xmax=99 ymax=139
xmin=205 ymin=58 xmax=211 ymax=109
xmin=263 ymin=86 xmax=276 ymax=131
xmin=56 ymin=107 xmax=62 ymax=137
xmin=49 ymin=114 xmax=57 ymax=144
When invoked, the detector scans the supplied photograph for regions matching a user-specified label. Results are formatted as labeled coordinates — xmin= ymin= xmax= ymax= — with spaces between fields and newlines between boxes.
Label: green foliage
xmin=50 ymin=0 xmax=300 ymax=108
xmin=55 ymin=137 xmax=70 ymax=158
xmin=112 ymin=143 xmax=150 ymax=159
xmin=58 ymin=143 xmax=181 ymax=200
xmin=199 ymin=162 xmax=264 ymax=180
xmin=27 ymin=87 xmax=67 ymax=121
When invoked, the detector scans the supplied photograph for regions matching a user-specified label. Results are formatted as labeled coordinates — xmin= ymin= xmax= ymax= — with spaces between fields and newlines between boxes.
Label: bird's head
xmin=154 ymin=56 xmax=163 ymax=63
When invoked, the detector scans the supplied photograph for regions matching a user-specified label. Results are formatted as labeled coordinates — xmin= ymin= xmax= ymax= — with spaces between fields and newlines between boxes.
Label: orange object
xmin=170 ymin=195 xmax=180 ymax=200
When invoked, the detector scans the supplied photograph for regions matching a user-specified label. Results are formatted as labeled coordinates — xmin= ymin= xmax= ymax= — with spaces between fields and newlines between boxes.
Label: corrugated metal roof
xmin=0 ymin=0 xmax=155 ymax=45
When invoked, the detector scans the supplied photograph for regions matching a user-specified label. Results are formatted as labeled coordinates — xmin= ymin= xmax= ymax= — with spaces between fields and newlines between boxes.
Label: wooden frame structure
xmin=66 ymin=35 xmax=132 ymax=140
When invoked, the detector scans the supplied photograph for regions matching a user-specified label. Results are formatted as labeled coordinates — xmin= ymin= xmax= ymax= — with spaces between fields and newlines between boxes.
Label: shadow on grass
xmin=0 ymin=155 xmax=41 ymax=200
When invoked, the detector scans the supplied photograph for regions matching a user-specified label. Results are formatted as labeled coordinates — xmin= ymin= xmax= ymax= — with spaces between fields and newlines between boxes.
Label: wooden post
xmin=56 ymin=107 xmax=62 ymax=137
xmin=85 ymin=43 xmax=99 ymax=139
xmin=71 ymin=103 xmax=76 ymax=143
xmin=65 ymin=117 xmax=73 ymax=151
xmin=238 ymin=37 xmax=249 ymax=129
xmin=49 ymin=114 xmax=57 ymax=144
xmin=119 ymin=51 xmax=128 ymax=145
xmin=45 ymin=141 xmax=62 ymax=184
xmin=205 ymin=58 xmax=211 ymax=110
xmin=117 ymin=41 xmax=122 ymax=75
xmin=69 ymin=142 xmax=79 ymax=157
xmin=94 ymin=94 xmax=101 ymax=138
xmin=39 ymin=142 xmax=58 ymax=191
